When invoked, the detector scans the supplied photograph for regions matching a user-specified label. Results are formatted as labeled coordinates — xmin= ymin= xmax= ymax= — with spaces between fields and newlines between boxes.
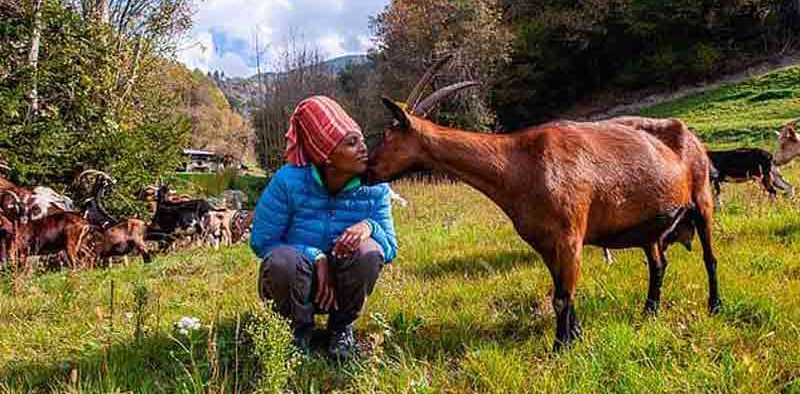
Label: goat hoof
xmin=708 ymin=299 xmax=722 ymax=315
xmin=644 ymin=300 xmax=660 ymax=316
xmin=570 ymin=323 xmax=583 ymax=340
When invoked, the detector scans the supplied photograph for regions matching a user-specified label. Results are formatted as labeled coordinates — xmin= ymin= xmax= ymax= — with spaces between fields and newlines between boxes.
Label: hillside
xmin=638 ymin=65 xmax=800 ymax=146
xmin=218 ymin=54 xmax=370 ymax=115
xmin=160 ymin=63 xmax=257 ymax=165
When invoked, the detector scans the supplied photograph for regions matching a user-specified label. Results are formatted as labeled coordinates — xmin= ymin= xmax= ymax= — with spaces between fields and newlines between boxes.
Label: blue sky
xmin=177 ymin=0 xmax=390 ymax=78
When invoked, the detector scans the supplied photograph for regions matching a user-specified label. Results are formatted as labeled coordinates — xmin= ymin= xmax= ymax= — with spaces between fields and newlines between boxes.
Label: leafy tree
xmin=0 ymin=0 xmax=192 ymax=216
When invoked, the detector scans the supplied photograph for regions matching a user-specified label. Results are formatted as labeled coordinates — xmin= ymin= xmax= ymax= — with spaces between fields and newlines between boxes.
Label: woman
xmin=250 ymin=96 xmax=398 ymax=358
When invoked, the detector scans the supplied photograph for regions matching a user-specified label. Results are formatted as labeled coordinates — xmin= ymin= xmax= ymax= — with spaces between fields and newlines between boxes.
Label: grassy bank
xmin=1 ymin=174 xmax=799 ymax=392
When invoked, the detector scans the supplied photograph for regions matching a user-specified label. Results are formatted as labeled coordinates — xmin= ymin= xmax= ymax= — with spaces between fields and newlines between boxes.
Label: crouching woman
xmin=250 ymin=96 xmax=398 ymax=358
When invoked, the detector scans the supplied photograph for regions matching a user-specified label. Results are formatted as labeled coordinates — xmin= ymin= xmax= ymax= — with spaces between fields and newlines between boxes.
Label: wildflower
xmin=175 ymin=316 xmax=202 ymax=336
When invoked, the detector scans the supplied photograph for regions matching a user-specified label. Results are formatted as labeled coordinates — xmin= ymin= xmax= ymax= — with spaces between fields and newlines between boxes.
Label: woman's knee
xmin=263 ymin=246 xmax=308 ymax=285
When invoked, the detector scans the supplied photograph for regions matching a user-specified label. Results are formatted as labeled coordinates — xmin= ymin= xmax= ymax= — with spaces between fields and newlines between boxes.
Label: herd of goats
xmin=0 ymin=167 xmax=254 ymax=271
xmin=0 ymin=123 xmax=799 ymax=275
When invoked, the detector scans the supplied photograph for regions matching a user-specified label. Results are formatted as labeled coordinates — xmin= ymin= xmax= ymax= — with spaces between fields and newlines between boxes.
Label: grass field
xmin=2 ymin=67 xmax=800 ymax=393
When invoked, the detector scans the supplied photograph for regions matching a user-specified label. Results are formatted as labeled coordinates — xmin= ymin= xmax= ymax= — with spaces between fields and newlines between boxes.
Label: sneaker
xmin=328 ymin=325 xmax=355 ymax=359
xmin=293 ymin=326 xmax=313 ymax=353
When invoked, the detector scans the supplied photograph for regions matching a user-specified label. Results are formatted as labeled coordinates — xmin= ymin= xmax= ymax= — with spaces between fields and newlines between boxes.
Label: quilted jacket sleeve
xmin=250 ymin=170 xmax=323 ymax=262
xmin=364 ymin=184 xmax=398 ymax=262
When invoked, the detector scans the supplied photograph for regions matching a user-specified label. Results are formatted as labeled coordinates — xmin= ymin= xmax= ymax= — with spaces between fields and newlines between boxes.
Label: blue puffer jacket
xmin=250 ymin=164 xmax=398 ymax=264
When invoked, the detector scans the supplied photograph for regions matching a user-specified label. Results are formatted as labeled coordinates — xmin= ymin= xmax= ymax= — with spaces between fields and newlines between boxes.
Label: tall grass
xmin=2 ymin=173 xmax=799 ymax=392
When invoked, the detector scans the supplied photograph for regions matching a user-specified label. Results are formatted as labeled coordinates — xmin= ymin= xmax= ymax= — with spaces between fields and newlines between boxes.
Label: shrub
xmin=245 ymin=302 xmax=299 ymax=394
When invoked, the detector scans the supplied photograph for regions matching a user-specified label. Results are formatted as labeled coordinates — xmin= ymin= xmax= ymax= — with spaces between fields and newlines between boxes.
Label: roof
xmin=183 ymin=149 xmax=216 ymax=156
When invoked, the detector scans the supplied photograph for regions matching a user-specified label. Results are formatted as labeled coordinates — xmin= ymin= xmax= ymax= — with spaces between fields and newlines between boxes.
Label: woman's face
xmin=326 ymin=131 xmax=368 ymax=175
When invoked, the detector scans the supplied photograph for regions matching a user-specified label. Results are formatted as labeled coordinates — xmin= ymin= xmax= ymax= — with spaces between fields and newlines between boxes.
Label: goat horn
xmin=77 ymin=169 xmax=115 ymax=183
xmin=406 ymin=54 xmax=454 ymax=111
xmin=0 ymin=190 xmax=22 ymax=215
xmin=412 ymin=81 xmax=480 ymax=117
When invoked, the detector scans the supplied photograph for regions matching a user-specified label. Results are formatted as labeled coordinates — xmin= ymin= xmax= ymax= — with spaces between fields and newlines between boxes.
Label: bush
xmin=245 ymin=302 xmax=299 ymax=394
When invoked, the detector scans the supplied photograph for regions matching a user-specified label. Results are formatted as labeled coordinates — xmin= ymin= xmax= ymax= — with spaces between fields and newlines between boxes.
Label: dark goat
xmin=146 ymin=185 xmax=212 ymax=248
xmin=708 ymin=148 xmax=794 ymax=206
xmin=77 ymin=170 xmax=151 ymax=264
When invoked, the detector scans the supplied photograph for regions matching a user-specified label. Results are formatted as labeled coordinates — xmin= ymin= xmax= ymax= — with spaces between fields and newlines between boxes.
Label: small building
xmin=181 ymin=149 xmax=225 ymax=173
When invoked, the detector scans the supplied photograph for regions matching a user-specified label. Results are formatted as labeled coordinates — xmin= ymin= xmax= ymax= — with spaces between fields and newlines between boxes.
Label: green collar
xmin=311 ymin=165 xmax=361 ymax=193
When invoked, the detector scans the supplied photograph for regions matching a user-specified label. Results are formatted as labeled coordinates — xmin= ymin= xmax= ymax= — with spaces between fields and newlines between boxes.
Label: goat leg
xmin=692 ymin=201 xmax=722 ymax=314
xmin=544 ymin=240 xmax=583 ymax=351
xmin=643 ymin=243 xmax=668 ymax=315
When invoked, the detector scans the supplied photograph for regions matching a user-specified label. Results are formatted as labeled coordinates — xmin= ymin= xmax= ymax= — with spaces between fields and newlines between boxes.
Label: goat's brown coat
xmin=367 ymin=106 xmax=720 ymax=349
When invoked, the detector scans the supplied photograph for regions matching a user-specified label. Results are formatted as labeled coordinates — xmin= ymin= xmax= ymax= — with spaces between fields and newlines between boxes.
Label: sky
xmin=177 ymin=0 xmax=390 ymax=78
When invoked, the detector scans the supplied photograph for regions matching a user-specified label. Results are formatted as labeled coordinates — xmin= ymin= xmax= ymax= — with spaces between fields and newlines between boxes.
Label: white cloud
xmin=177 ymin=0 xmax=389 ymax=77
xmin=177 ymin=31 xmax=215 ymax=71
xmin=318 ymin=33 xmax=347 ymax=58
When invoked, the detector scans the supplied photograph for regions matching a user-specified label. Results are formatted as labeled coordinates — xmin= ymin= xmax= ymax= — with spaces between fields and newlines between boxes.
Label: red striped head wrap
xmin=284 ymin=96 xmax=362 ymax=166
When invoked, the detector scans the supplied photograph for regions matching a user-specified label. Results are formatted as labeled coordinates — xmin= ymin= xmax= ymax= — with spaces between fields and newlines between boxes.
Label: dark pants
xmin=258 ymin=239 xmax=384 ymax=332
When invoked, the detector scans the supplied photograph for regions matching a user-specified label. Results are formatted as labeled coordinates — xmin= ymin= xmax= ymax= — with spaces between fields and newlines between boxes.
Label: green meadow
xmin=2 ymin=66 xmax=800 ymax=393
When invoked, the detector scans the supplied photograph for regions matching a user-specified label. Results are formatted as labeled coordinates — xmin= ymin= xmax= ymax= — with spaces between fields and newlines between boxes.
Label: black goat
xmin=146 ymin=185 xmax=212 ymax=249
xmin=708 ymin=148 xmax=794 ymax=206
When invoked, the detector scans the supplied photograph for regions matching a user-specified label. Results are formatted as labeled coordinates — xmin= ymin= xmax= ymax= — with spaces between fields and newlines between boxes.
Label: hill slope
xmin=637 ymin=65 xmax=800 ymax=145
xmin=159 ymin=63 xmax=257 ymax=165
xmin=218 ymin=54 xmax=370 ymax=115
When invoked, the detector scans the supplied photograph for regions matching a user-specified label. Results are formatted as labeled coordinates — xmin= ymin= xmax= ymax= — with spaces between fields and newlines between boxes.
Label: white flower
xmin=175 ymin=316 xmax=202 ymax=335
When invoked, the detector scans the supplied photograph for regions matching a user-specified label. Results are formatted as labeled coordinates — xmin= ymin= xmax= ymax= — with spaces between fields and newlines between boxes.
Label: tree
xmin=371 ymin=0 xmax=512 ymax=130
xmin=0 ymin=0 xmax=194 ymax=216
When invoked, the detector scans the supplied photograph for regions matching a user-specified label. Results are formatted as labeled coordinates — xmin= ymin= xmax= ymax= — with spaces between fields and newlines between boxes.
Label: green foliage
xmin=172 ymin=172 xmax=268 ymax=208
xmin=245 ymin=302 xmax=299 ymax=394
xmin=0 ymin=0 xmax=191 ymax=216
xmin=491 ymin=0 xmax=799 ymax=128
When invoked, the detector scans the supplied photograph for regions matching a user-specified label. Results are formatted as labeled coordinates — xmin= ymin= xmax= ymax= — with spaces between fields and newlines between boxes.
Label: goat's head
xmin=0 ymin=190 xmax=28 ymax=224
xmin=77 ymin=169 xmax=116 ymax=196
xmin=365 ymin=55 xmax=478 ymax=184
xmin=774 ymin=120 xmax=800 ymax=166
xmin=155 ymin=185 xmax=171 ymax=203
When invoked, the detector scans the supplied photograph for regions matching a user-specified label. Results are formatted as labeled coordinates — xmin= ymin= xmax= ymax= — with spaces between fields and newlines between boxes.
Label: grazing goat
xmin=0 ymin=174 xmax=72 ymax=220
xmin=146 ymin=186 xmax=212 ymax=250
xmin=774 ymin=120 xmax=800 ymax=166
xmin=77 ymin=170 xmax=151 ymax=264
xmin=202 ymin=209 xmax=235 ymax=249
xmin=229 ymin=209 xmax=254 ymax=244
xmin=708 ymin=148 xmax=794 ymax=207
xmin=364 ymin=57 xmax=721 ymax=350
xmin=138 ymin=185 xmax=194 ymax=215
xmin=0 ymin=190 xmax=94 ymax=269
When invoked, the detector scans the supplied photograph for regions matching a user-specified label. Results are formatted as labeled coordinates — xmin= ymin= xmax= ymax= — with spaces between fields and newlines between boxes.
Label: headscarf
xmin=284 ymin=96 xmax=362 ymax=166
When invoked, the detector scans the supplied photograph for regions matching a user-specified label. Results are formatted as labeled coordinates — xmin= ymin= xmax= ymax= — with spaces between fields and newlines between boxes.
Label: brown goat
xmin=92 ymin=218 xmax=150 ymax=265
xmin=365 ymin=65 xmax=721 ymax=350
xmin=774 ymin=120 xmax=800 ymax=166
xmin=77 ymin=170 xmax=151 ymax=264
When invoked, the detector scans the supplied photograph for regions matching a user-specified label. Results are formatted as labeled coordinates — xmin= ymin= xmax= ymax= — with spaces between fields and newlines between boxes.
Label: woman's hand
xmin=314 ymin=255 xmax=337 ymax=311
xmin=333 ymin=221 xmax=372 ymax=259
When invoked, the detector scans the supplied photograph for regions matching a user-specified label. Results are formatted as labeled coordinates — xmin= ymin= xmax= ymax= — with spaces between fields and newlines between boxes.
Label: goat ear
xmin=382 ymin=97 xmax=410 ymax=131
xmin=788 ymin=126 xmax=799 ymax=141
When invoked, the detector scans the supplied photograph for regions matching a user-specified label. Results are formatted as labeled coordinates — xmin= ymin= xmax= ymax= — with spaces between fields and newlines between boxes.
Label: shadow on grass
xmin=0 ymin=317 xmax=262 ymax=393
xmin=408 ymin=250 xmax=536 ymax=280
